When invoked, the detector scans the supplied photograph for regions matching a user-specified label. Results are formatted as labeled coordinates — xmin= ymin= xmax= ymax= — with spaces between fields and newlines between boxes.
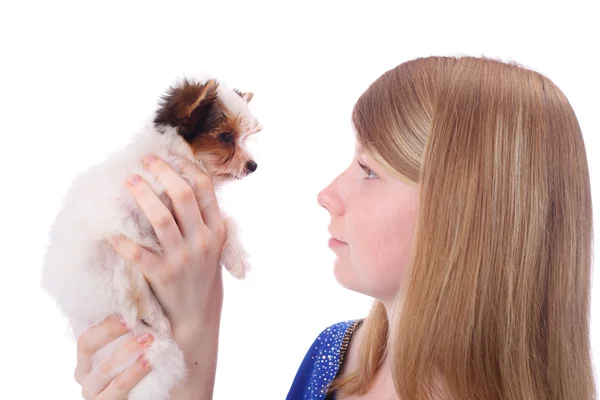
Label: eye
xmin=358 ymin=161 xmax=378 ymax=179
xmin=219 ymin=132 xmax=233 ymax=143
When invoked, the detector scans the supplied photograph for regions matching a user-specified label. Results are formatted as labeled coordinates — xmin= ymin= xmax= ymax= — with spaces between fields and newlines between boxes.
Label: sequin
xmin=286 ymin=319 xmax=363 ymax=400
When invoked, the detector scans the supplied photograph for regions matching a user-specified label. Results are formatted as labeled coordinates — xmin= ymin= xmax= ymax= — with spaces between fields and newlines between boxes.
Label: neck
xmin=379 ymin=292 xmax=402 ymax=327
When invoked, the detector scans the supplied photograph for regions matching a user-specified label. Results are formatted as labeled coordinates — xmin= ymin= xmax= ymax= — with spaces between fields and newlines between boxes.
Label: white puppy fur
xmin=41 ymin=75 xmax=260 ymax=400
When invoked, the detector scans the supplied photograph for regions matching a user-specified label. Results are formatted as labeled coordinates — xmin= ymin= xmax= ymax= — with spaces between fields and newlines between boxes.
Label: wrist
xmin=174 ymin=295 xmax=223 ymax=353
xmin=173 ymin=271 xmax=224 ymax=347
xmin=174 ymin=307 xmax=222 ymax=355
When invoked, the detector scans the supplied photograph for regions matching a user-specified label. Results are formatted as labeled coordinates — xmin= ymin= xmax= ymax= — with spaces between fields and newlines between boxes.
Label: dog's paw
xmin=221 ymin=240 xmax=251 ymax=279
xmin=221 ymin=248 xmax=251 ymax=280
xmin=141 ymin=309 xmax=172 ymax=339
xmin=221 ymin=216 xmax=251 ymax=279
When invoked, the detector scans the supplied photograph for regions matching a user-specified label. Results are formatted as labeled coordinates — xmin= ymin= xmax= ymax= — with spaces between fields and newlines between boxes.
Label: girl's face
xmin=317 ymin=143 xmax=419 ymax=303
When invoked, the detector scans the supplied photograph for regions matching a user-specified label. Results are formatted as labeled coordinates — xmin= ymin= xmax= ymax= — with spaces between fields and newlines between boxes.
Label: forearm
xmin=170 ymin=280 xmax=223 ymax=400
xmin=170 ymin=322 xmax=220 ymax=399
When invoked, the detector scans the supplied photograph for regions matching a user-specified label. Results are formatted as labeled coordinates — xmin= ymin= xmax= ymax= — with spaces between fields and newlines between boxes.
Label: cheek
xmin=206 ymin=145 xmax=252 ymax=175
xmin=347 ymin=200 xmax=418 ymax=297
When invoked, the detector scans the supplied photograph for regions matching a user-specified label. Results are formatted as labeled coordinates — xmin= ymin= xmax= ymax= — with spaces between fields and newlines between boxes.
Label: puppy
xmin=41 ymin=75 xmax=261 ymax=400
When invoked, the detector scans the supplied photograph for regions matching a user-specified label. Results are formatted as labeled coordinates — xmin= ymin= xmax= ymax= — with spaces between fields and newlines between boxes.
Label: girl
xmin=73 ymin=55 xmax=596 ymax=399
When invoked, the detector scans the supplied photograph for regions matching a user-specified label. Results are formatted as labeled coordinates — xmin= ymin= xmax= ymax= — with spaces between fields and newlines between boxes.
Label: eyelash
xmin=358 ymin=161 xmax=378 ymax=179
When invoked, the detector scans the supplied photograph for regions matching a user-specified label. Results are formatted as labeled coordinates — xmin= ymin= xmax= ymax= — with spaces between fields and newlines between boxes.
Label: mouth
xmin=328 ymin=237 xmax=347 ymax=248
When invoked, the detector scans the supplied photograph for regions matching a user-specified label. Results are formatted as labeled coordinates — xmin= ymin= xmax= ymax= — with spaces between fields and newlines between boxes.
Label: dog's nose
xmin=246 ymin=160 xmax=257 ymax=173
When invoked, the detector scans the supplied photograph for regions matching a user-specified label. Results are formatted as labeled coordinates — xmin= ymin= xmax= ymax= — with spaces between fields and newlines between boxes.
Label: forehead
xmin=217 ymin=83 xmax=253 ymax=122
xmin=217 ymin=83 xmax=260 ymax=137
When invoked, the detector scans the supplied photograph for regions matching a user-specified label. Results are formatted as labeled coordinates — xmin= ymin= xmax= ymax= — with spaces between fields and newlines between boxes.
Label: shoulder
xmin=286 ymin=319 xmax=364 ymax=400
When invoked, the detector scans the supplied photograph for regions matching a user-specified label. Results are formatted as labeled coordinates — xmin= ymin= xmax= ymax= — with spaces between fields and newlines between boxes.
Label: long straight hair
xmin=329 ymin=56 xmax=596 ymax=399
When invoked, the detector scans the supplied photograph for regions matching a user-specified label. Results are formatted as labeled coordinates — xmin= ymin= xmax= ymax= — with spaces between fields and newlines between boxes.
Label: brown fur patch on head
xmin=154 ymin=78 xmax=226 ymax=142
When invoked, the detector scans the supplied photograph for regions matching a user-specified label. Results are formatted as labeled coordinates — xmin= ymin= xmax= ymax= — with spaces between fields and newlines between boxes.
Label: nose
xmin=246 ymin=160 xmax=257 ymax=173
xmin=317 ymin=180 xmax=344 ymax=215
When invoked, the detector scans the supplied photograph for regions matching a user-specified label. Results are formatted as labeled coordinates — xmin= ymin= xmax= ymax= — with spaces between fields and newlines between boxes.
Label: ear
xmin=241 ymin=92 xmax=253 ymax=103
xmin=154 ymin=78 xmax=219 ymax=129
xmin=233 ymin=88 xmax=253 ymax=103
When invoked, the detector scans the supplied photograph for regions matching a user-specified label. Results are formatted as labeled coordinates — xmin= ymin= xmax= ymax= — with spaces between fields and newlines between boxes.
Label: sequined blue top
xmin=286 ymin=319 xmax=363 ymax=400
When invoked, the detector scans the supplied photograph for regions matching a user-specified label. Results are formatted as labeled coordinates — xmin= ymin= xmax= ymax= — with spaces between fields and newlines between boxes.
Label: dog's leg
xmin=127 ymin=260 xmax=172 ymax=337
xmin=113 ymin=257 xmax=171 ymax=338
xmin=220 ymin=215 xmax=250 ymax=280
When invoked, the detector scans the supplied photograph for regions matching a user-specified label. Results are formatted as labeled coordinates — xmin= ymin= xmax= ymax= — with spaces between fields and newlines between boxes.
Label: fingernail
xmin=127 ymin=174 xmax=141 ymax=185
xmin=143 ymin=155 xmax=157 ymax=166
xmin=136 ymin=333 xmax=152 ymax=345
xmin=139 ymin=354 xmax=150 ymax=367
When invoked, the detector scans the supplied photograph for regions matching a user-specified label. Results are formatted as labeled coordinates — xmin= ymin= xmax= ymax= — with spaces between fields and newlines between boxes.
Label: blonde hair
xmin=329 ymin=56 xmax=596 ymax=399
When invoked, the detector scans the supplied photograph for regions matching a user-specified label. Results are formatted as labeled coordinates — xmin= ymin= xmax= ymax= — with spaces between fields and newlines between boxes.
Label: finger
xmin=108 ymin=235 xmax=162 ymax=275
xmin=140 ymin=155 xmax=206 ymax=239
xmin=181 ymin=160 xmax=223 ymax=232
xmin=84 ymin=333 xmax=154 ymax=396
xmin=96 ymin=354 xmax=152 ymax=400
xmin=75 ymin=315 xmax=130 ymax=384
xmin=125 ymin=173 xmax=184 ymax=251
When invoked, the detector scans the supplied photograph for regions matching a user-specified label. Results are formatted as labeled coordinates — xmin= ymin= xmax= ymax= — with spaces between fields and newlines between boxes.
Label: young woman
xmin=72 ymin=56 xmax=596 ymax=399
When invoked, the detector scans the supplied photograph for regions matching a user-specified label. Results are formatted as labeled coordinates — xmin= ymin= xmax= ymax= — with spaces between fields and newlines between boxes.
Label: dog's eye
xmin=219 ymin=132 xmax=233 ymax=143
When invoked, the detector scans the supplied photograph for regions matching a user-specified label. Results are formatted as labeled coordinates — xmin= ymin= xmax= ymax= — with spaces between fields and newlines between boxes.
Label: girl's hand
xmin=74 ymin=315 xmax=153 ymax=399
xmin=109 ymin=155 xmax=225 ymax=350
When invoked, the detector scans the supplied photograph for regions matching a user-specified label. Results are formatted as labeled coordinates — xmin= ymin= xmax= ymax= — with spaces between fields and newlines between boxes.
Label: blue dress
xmin=286 ymin=319 xmax=364 ymax=400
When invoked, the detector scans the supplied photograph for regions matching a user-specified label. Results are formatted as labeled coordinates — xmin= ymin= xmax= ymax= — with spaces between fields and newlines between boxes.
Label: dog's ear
xmin=241 ymin=92 xmax=253 ymax=103
xmin=154 ymin=79 xmax=220 ymax=131
xmin=233 ymin=88 xmax=253 ymax=103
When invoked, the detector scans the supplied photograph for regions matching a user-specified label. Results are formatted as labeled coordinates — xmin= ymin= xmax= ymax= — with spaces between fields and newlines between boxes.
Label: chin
xmin=332 ymin=259 xmax=361 ymax=292
xmin=40 ymin=74 xmax=262 ymax=400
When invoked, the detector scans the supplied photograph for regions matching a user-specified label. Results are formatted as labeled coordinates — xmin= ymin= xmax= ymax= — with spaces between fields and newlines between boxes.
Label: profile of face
xmin=317 ymin=142 xmax=419 ymax=303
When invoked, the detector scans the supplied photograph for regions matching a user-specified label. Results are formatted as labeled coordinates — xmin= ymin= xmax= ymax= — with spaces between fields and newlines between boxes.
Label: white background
xmin=0 ymin=1 xmax=598 ymax=398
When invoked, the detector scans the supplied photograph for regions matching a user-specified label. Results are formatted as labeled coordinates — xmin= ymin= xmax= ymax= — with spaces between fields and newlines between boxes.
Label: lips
xmin=328 ymin=237 xmax=347 ymax=248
